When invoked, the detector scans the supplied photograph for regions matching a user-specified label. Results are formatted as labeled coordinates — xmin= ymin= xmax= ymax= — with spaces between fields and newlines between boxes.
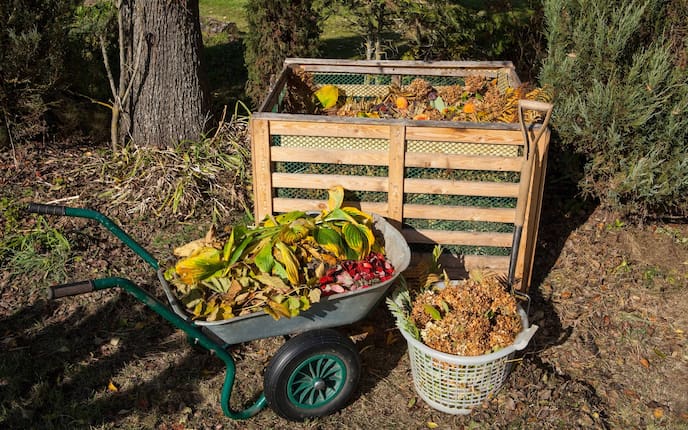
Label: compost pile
xmin=164 ymin=186 xmax=395 ymax=322
xmin=390 ymin=263 xmax=522 ymax=356
xmin=284 ymin=69 xmax=552 ymax=123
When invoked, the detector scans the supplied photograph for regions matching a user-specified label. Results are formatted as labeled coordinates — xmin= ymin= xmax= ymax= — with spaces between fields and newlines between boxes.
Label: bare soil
xmin=1 ymin=140 xmax=687 ymax=429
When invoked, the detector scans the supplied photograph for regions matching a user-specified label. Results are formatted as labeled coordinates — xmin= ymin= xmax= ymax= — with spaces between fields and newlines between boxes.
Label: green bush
xmin=243 ymin=0 xmax=323 ymax=107
xmin=0 ymin=0 xmax=78 ymax=142
xmin=541 ymin=0 xmax=688 ymax=218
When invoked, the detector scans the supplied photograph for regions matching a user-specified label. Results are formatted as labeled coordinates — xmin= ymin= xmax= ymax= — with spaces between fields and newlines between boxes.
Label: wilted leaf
xmin=175 ymin=247 xmax=225 ymax=284
xmin=108 ymin=380 xmax=119 ymax=392
xmin=342 ymin=223 xmax=371 ymax=258
xmin=267 ymin=299 xmax=291 ymax=319
xmin=427 ymin=422 xmax=438 ymax=429
xmin=424 ymin=304 xmax=442 ymax=321
xmin=308 ymin=288 xmax=321 ymax=303
xmin=314 ymin=85 xmax=339 ymax=109
xmin=274 ymin=241 xmax=300 ymax=286
xmin=327 ymin=185 xmax=344 ymax=210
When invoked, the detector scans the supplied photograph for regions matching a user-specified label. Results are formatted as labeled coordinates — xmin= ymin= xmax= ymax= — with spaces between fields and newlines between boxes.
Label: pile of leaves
xmin=388 ymin=248 xmax=522 ymax=356
xmin=164 ymin=186 xmax=395 ymax=321
xmin=286 ymin=70 xmax=552 ymax=124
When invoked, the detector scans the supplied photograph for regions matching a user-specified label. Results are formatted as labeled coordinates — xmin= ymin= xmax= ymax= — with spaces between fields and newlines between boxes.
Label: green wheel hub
xmin=286 ymin=353 xmax=347 ymax=408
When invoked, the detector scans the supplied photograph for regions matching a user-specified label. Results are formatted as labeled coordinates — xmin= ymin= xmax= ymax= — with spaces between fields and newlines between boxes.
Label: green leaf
xmin=322 ymin=207 xmax=356 ymax=223
xmin=431 ymin=95 xmax=446 ymax=112
xmin=222 ymin=227 xmax=235 ymax=261
xmin=424 ymin=304 xmax=442 ymax=321
xmin=254 ymin=238 xmax=275 ymax=273
xmin=314 ymin=85 xmax=339 ymax=109
xmin=342 ymin=223 xmax=371 ymax=258
xmin=314 ymin=226 xmax=344 ymax=257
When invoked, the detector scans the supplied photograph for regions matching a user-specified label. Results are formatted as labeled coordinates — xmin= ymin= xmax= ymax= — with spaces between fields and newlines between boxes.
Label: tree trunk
xmin=120 ymin=0 xmax=209 ymax=147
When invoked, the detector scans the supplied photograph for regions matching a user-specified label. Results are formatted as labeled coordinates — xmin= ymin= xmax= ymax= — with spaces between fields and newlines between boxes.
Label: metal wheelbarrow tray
xmin=25 ymin=203 xmax=410 ymax=421
xmin=160 ymin=214 xmax=411 ymax=345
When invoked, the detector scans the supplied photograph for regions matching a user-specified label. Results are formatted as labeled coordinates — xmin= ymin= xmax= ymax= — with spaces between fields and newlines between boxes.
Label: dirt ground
xmin=1 ymin=140 xmax=687 ymax=429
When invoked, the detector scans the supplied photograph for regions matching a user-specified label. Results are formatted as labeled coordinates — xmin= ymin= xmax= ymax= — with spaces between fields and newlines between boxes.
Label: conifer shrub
xmin=0 ymin=0 xmax=77 ymax=142
xmin=541 ymin=0 xmax=688 ymax=218
xmin=243 ymin=0 xmax=322 ymax=108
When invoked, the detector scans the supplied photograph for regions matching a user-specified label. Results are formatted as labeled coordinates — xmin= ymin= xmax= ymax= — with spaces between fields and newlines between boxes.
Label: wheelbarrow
xmin=25 ymin=203 xmax=411 ymax=421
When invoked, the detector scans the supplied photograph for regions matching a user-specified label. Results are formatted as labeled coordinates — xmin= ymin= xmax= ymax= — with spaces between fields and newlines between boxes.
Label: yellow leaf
xmin=108 ymin=380 xmax=119 ymax=392
xmin=175 ymin=247 xmax=225 ymax=284
xmin=327 ymin=185 xmax=345 ymax=211
xmin=653 ymin=407 xmax=664 ymax=419
xmin=267 ymin=300 xmax=291 ymax=320
xmin=308 ymin=288 xmax=321 ymax=303
xmin=427 ymin=422 xmax=439 ymax=429
xmin=314 ymin=84 xmax=339 ymax=109
xmin=274 ymin=241 xmax=300 ymax=286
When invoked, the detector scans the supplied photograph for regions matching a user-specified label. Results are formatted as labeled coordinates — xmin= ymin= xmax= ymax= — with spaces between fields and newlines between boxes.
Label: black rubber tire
xmin=263 ymin=329 xmax=361 ymax=421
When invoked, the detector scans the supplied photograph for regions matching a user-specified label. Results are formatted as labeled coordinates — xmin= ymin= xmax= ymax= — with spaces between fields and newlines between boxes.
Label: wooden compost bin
xmin=250 ymin=59 xmax=550 ymax=292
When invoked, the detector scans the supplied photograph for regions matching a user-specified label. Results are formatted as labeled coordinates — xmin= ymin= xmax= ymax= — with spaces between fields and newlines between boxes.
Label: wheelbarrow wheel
xmin=263 ymin=328 xmax=360 ymax=421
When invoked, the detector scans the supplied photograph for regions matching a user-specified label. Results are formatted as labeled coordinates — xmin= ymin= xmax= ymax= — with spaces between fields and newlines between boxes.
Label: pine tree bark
xmin=120 ymin=0 xmax=209 ymax=147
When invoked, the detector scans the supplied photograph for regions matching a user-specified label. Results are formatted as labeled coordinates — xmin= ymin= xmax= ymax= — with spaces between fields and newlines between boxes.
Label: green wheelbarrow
xmin=26 ymin=203 xmax=410 ymax=421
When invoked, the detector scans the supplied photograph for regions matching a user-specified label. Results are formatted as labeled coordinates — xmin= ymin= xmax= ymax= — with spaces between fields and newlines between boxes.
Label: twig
xmin=3 ymin=111 xmax=19 ymax=169
xmin=46 ymin=196 xmax=80 ymax=205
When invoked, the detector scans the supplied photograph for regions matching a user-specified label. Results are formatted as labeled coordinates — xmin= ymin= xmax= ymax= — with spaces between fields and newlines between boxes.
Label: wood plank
xmin=272 ymin=173 xmax=388 ymax=192
xmin=405 ymin=253 xmax=509 ymax=279
xmin=269 ymin=120 xmax=391 ymax=139
xmin=270 ymin=147 xmax=388 ymax=165
xmin=403 ymin=229 xmax=513 ymax=247
xmin=404 ymin=178 xmax=518 ymax=198
xmin=406 ymin=126 xmax=523 ymax=144
xmin=403 ymin=204 xmax=515 ymax=223
xmin=405 ymin=152 xmax=522 ymax=171
xmin=388 ymin=124 xmax=406 ymax=224
xmin=250 ymin=119 xmax=273 ymax=222
xmin=272 ymin=198 xmax=389 ymax=216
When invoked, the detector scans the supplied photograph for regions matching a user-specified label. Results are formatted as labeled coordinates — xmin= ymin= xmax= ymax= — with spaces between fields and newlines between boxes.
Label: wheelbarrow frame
xmin=26 ymin=203 xmax=410 ymax=420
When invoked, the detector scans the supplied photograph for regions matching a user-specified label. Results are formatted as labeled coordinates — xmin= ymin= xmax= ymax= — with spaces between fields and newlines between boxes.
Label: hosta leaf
xmin=175 ymin=247 xmax=226 ymax=284
xmin=314 ymin=226 xmax=344 ymax=257
xmin=180 ymin=286 xmax=205 ymax=308
xmin=274 ymin=241 xmax=300 ymax=286
xmin=314 ymin=85 xmax=339 ymax=109
xmin=287 ymin=296 xmax=302 ymax=316
xmin=271 ymin=260 xmax=288 ymax=281
xmin=342 ymin=223 xmax=370 ymax=258
xmin=342 ymin=206 xmax=373 ymax=223
xmin=263 ymin=210 xmax=307 ymax=227
xmin=327 ymin=185 xmax=344 ymax=211
xmin=254 ymin=238 xmax=275 ymax=273
xmin=279 ymin=218 xmax=312 ymax=244
xmin=322 ymin=207 xmax=356 ymax=223
xmin=228 ymin=234 xmax=254 ymax=265
xmin=254 ymin=274 xmax=292 ymax=294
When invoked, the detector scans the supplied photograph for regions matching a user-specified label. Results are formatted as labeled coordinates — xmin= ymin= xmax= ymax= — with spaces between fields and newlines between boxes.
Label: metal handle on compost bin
xmin=48 ymin=280 xmax=95 ymax=299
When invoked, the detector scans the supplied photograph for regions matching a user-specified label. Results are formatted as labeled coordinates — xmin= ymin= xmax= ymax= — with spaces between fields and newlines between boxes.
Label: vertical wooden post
xmin=251 ymin=119 xmax=273 ymax=223
xmin=388 ymin=124 xmax=406 ymax=229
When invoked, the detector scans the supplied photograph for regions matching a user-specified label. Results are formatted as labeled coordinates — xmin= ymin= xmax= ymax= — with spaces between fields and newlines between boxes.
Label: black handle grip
xmin=48 ymin=280 xmax=95 ymax=299
xmin=26 ymin=203 xmax=67 ymax=216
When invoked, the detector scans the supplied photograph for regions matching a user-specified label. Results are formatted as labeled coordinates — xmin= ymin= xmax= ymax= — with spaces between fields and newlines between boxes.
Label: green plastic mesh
xmin=411 ymin=243 xmax=512 ymax=257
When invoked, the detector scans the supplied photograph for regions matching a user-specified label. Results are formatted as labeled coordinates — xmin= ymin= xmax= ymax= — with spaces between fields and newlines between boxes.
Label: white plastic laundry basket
xmin=398 ymin=306 xmax=538 ymax=414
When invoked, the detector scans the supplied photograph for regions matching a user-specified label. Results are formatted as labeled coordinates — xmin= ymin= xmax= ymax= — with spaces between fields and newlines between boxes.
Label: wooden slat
xmin=272 ymin=198 xmax=389 ymax=216
xmin=405 ymin=253 xmax=509 ymax=279
xmin=403 ymin=204 xmax=515 ymax=223
xmin=406 ymin=127 xmax=523 ymax=144
xmin=404 ymin=178 xmax=518 ymax=198
xmin=271 ymin=147 xmax=389 ymax=165
xmin=251 ymin=119 xmax=273 ymax=222
xmin=405 ymin=152 xmax=522 ymax=171
xmin=269 ymin=121 xmax=391 ymax=139
xmin=403 ymin=229 xmax=512 ymax=247
xmin=388 ymin=124 xmax=406 ymax=224
xmin=272 ymin=173 xmax=388 ymax=192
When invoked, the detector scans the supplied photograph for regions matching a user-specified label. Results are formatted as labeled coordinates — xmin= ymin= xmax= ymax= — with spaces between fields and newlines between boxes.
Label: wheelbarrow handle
xmin=48 ymin=280 xmax=95 ymax=299
xmin=26 ymin=202 xmax=67 ymax=216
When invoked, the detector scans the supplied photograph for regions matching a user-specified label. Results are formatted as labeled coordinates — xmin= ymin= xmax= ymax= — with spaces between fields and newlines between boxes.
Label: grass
xmin=199 ymin=0 xmax=248 ymax=31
